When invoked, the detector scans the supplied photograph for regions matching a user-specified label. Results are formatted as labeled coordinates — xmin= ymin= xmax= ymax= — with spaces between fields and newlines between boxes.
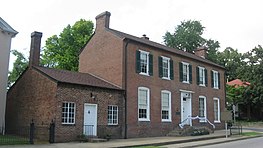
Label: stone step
xmin=88 ymin=138 xmax=107 ymax=143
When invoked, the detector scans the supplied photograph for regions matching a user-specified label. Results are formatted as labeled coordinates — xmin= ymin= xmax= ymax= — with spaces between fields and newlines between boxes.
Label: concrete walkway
xmin=1 ymin=129 xmax=262 ymax=148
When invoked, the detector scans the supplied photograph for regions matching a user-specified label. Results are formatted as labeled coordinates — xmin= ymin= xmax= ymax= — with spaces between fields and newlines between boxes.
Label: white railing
xmin=179 ymin=116 xmax=215 ymax=129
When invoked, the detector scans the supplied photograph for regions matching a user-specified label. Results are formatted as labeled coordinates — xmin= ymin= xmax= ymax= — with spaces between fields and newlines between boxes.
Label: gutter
xmin=124 ymin=39 xmax=130 ymax=139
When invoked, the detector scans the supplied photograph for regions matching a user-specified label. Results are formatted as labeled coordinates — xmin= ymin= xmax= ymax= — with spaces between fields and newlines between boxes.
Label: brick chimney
xmin=95 ymin=11 xmax=111 ymax=32
xmin=29 ymin=31 xmax=42 ymax=67
xmin=194 ymin=46 xmax=207 ymax=59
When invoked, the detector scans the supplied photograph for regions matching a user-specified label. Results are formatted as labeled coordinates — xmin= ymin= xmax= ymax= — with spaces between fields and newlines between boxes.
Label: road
xmin=198 ymin=136 xmax=263 ymax=148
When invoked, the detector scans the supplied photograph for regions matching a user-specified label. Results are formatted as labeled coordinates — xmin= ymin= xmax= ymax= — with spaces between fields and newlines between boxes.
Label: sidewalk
xmin=1 ymin=129 xmax=262 ymax=148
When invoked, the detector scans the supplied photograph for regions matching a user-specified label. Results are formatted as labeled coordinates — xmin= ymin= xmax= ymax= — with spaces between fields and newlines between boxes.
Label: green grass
xmin=241 ymin=132 xmax=261 ymax=136
xmin=0 ymin=135 xmax=29 ymax=145
xmin=133 ymin=146 xmax=164 ymax=148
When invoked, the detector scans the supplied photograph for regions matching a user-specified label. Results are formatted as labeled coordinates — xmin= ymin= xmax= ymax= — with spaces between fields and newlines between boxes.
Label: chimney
xmin=29 ymin=31 xmax=42 ymax=67
xmin=141 ymin=34 xmax=149 ymax=40
xmin=194 ymin=46 xmax=207 ymax=59
xmin=95 ymin=11 xmax=111 ymax=32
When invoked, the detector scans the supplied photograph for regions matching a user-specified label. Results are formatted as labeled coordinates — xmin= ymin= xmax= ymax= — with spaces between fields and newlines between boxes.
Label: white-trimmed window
xmin=138 ymin=87 xmax=150 ymax=121
xmin=199 ymin=96 xmax=207 ymax=122
xmin=140 ymin=51 xmax=149 ymax=75
xmin=213 ymin=98 xmax=220 ymax=123
xmin=161 ymin=90 xmax=172 ymax=122
xmin=180 ymin=62 xmax=192 ymax=83
xmin=62 ymin=102 xmax=75 ymax=124
xmin=162 ymin=57 xmax=170 ymax=79
xmin=198 ymin=67 xmax=206 ymax=86
xmin=182 ymin=62 xmax=189 ymax=82
xmin=212 ymin=70 xmax=219 ymax=89
xmin=108 ymin=105 xmax=118 ymax=125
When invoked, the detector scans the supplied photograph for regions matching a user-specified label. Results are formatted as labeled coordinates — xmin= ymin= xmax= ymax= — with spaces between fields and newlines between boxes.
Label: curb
xmin=183 ymin=134 xmax=263 ymax=148
xmin=120 ymin=134 xmax=263 ymax=148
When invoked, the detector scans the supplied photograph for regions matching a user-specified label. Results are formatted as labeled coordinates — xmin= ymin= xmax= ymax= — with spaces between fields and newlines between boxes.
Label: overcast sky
xmin=1 ymin=0 xmax=263 ymax=70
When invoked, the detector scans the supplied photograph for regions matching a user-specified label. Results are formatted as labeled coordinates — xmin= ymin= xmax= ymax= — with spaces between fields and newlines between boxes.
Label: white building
xmin=0 ymin=17 xmax=18 ymax=134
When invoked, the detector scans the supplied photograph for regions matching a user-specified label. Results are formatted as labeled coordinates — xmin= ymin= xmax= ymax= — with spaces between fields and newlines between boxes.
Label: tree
xmin=8 ymin=50 xmax=28 ymax=87
xmin=217 ymin=47 xmax=245 ymax=81
xmin=41 ymin=19 xmax=94 ymax=71
xmin=163 ymin=20 xmax=221 ymax=63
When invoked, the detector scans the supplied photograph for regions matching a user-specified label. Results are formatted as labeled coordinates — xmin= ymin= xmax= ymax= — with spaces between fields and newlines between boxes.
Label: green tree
xmin=8 ymin=50 xmax=28 ymax=87
xmin=217 ymin=47 xmax=245 ymax=81
xmin=41 ymin=19 xmax=94 ymax=71
xmin=163 ymin=20 xmax=220 ymax=63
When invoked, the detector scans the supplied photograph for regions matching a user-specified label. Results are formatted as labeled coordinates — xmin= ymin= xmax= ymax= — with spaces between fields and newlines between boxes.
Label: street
xmin=198 ymin=136 xmax=263 ymax=148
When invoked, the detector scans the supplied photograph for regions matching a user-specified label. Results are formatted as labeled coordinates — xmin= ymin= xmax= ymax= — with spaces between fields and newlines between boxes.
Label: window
xmin=213 ymin=98 xmax=220 ymax=123
xmin=136 ymin=50 xmax=153 ymax=76
xmin=158 ymin=56 xmax=174 ymax=80
xmin=179 ymin=62 xmax=192 ymax=83
xmin=108 ymin=105 xmax=118 ymax=125
xmin=161 ymin=90 xmax=171 ymax=122
xmin=62 ymin=102 xmax=75 ymax=124
xmin=199 ymin=96 xmax=207 ymax=122
xmin=197 ymin=66 xmax=207 ymax=86
xmin=138 ymin=87 xmax=150 ymax=121
xmin=211 ymin=70 xmax=220 ymax=89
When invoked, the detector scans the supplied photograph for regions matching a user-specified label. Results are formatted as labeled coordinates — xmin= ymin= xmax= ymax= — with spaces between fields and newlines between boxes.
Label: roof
xmin=106 ymin=28 xmax=225 ymax=69
xmin=227 ymin=79 xmax=250 ymax=87
xmin=34 ymin=66 xmax=122 ymax=90
xmin=0 ymin=17 xmax=18 ymax=36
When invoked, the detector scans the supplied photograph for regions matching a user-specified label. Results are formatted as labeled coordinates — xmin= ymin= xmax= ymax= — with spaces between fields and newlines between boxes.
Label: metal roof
xmin=0 ymin=17 xmax=18 ymax=37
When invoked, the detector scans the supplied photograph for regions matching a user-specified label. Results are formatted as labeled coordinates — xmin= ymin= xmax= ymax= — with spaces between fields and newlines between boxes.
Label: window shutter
xmin=136 ymin=50 xmax=141 ymax=73
xmin=158 ymin=56 xmax=163 ymax=78
xmin=218 ymin=72 xmax=221 ymax=89
xmin=149 ymin=54 xmax=153 ymax=76
xmin=211 ymin=70 xmax=214 ymax=88
xmin=196 ymin=67 xmax=200 ymax=85
xmin=170 ymin=59 xmax=174 ymax=80
xmin=189 ymin=64 xmax=192 ymax=84
xmin=205 ymin=68 xmax=208 ymax=86
xmin=179 ymin=62 xmax=183 ymax=82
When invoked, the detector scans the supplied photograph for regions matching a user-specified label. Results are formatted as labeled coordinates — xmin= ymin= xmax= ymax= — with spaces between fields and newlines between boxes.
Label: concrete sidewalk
xmin=1 ymin=129 xmax=262 ymax=148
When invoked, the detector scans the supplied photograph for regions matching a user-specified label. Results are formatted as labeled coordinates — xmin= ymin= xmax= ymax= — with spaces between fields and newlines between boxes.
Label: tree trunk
xmin=247 ymin=104 xmax=251 ymax=120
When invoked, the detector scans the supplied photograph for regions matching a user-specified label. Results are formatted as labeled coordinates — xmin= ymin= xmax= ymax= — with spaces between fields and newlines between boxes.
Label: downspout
xmin=124 ymin=39 xmax=130 ymax=139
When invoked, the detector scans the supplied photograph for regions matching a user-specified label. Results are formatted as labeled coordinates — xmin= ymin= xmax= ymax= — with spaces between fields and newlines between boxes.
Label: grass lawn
xmin=0 ymin=135 xmax=29 ymax=145
xmin=241 ymin=132 xmax=262 ymax=136
xmin=133 ymin=146 xmax=165 ymax=148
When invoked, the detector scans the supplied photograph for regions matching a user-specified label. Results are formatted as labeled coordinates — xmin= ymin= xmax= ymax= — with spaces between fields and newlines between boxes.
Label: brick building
xmin=6 ymin=11 xmax=225 ymax=142
xmin=79 ymin=11 xmax=226 ymax=138
xmin=6 ymin=32 xmax=125 ymax=142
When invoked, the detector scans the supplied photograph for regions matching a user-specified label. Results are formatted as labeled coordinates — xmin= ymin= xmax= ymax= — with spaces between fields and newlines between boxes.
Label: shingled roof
xmin=34 ymin=66 xmax=122 ymax=90
xmin=0 ymin=17 xmax=18 ymax=36
xmin=106 ymin=28 xmax=224 ymax=69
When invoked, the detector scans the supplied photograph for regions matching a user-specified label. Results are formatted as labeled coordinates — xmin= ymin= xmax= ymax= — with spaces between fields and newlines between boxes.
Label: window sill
xmin=213 ymin=87 xmax=219 ymax=90
xmin=107 ymin=124 xmax=118 ymax=126
xmin=182 ymin=81 xmax=190 ymax=84
xmin=199 ymin=84 xmax=206 ymax=87
xmin=162 ymin=120 xmax=172 ymax=122
xmin=138 ymin=119 xmax=150 ymax=122
xmin=62 ymin=123 xmax=75 ymax=126
xmin=162 ymin=77 xmax=171 ymax=80
xmin=139 ymin=72 xmax=150 ymax=76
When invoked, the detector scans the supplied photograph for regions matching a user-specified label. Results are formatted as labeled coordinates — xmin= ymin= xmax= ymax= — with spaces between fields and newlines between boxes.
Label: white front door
xmin=84 ymin=104 xmax=97 ymax=136
xmin=181 ymin=92 xmax=192 ymax=125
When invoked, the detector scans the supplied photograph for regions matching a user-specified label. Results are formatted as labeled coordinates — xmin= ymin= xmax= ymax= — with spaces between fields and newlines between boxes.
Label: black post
xmin=29 ymin=119 xmax=34 ymax=144
xmin=49 ymin=120 xmax=55 ymax=143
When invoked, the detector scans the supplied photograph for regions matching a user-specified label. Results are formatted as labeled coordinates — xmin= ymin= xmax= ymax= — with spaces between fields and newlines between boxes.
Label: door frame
xmin=83 ymin=103 xmax=98 ymax=136
xmin=180 ymin=90 xmax=193 ymax=126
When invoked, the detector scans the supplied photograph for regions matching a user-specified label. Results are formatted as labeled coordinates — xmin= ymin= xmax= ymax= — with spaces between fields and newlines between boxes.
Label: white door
xmin=181 ymin=92 xmax=192 ymax=125
xmin=84 ymin=104 xmax=97 ymax=136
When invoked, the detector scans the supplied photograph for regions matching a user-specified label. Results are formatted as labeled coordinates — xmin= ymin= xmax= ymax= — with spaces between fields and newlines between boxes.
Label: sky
xmin=1 ymin=0 xmax=263 ymax=71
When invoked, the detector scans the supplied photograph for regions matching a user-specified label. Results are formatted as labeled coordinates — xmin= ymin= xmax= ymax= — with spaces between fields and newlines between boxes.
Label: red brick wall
xmin=125 ymin=42 xmax=225 ymax=137
xmin=54 ymin=83 xmax=124 ymax=142
xmin=6 ymin=68 xmax=57 ymax=140
xmin=79 ymin=30 xmax=124 ymax=88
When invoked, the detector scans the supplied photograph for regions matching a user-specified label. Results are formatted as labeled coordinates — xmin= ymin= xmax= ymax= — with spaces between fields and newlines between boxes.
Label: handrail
xmin=179 ymin=116 xmax=215 ymax=129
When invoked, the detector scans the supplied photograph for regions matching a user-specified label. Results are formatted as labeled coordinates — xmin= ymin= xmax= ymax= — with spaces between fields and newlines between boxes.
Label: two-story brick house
xmin=6 ymin=11 xmax=225 ymax=142
xmin=79 ymin=11 xmax=225 ymax=138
